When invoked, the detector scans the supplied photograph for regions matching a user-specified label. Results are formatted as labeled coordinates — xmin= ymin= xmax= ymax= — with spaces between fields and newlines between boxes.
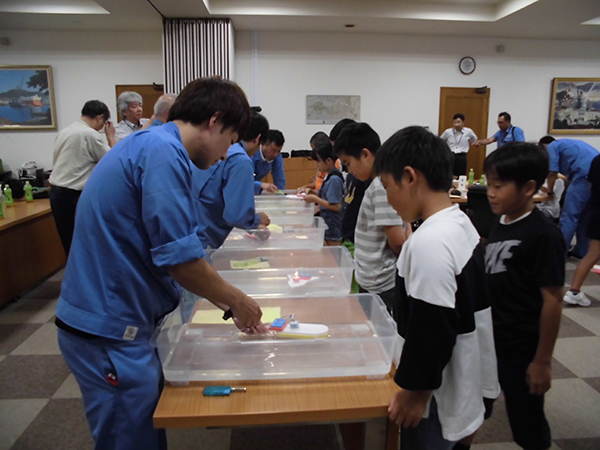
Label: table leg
xmin=385 ymin=418 xmax=399 ymax=450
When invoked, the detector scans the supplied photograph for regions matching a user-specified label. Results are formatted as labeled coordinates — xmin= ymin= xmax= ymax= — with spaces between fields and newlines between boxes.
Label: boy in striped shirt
xmin=334 ymin=122 xmax=406 ymax=313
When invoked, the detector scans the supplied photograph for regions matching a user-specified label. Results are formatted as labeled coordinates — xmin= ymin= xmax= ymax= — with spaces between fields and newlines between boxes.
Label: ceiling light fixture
xmin=344 ymin=24 xmax=355 ymax=28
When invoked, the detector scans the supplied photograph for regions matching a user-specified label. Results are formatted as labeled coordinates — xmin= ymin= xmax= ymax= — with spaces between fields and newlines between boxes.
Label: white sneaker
xmin=564 ymin=290 xmax=592 ymax=306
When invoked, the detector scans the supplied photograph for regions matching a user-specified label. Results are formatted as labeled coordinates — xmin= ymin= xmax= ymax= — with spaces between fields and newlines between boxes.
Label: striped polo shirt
xmin=354 ymin=177 xmax=404 ymax=293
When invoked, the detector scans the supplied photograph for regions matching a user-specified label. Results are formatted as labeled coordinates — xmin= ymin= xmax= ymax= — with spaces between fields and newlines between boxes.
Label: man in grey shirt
xmin=114 ymin=91 xmax=149 ymax=143
xmin=49 ymin=100 xmax=115 ymax=255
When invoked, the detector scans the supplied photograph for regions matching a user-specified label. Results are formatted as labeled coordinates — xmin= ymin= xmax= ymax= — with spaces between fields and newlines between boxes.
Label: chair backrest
xmin=467 ymin=184 xmax=497 ymax=238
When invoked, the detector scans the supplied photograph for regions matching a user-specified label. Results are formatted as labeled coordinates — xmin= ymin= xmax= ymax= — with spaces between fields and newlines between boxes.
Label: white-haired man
xmin=114 ymin=91 xmax=149 ymax=143
xmin=148 ymin=94 xmax=177 ymax=128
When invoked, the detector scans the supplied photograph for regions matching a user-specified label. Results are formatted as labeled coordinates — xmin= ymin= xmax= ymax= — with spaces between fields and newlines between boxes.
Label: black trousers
xmin=453 ymin=152 xmax=468 ymax=177
xmin=49 ymin=185 xmax=82 ymax=256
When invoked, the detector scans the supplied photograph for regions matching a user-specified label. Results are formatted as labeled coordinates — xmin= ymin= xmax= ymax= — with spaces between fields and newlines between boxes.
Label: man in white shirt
xmin=114 ymin=91 xmax=150 ymax=143
xmin=49 ymin=100 xmax=115 ymax=255
xmin=440 ymin=113 xmax=478 ymax=177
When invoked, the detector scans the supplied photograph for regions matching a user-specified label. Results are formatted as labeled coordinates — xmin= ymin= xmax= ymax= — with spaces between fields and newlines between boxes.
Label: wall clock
xmin=459 ymin=56 xmax=476 ymax=75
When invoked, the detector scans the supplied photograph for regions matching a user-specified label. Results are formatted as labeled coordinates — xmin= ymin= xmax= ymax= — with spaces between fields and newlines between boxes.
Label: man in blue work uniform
xmin=54 ymin=77 xmax=265 ymax=450
xmin=194 ymin=112 xmax=271 ymax=249
xmin=539 ymin=136 xmax=599 ymax=258
xmin=474 ymin=111 xmax=525 ymax=149
xmin=252 ymin=129 xmax=286 ymax=194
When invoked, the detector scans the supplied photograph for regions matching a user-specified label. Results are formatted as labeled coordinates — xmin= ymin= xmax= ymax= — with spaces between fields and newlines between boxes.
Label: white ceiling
xmin=0 ymin=0 xmax=599 ymax=41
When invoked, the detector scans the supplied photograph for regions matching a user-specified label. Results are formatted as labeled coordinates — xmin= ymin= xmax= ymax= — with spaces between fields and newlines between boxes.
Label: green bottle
xmin=479 ymin=174 xmax=486 ymax=185
xmin=468 ymin=168 xmax=475 ymax=185
xmin=4 ymin=184 xmax=13 ymax=206
xmin=24 ymin=181 xmax=33 ymax=202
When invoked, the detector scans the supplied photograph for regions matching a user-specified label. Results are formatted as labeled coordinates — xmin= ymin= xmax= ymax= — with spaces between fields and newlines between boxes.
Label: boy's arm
xmin=303 ymin=194 xmax=341 ymax=211
xmin=527 ymin=285 xmax=563 ymax=395
xmin=384 ymin=225 xmax=406 ymax=255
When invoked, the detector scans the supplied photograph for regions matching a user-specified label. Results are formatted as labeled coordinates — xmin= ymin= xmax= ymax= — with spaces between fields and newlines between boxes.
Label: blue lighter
xmin=203 ymin=386 xmax=247 ymax=396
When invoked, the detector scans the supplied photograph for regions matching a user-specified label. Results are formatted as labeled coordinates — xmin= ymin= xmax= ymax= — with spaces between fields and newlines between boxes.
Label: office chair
xmin=466 ymin=184 xmax=497 ymax=239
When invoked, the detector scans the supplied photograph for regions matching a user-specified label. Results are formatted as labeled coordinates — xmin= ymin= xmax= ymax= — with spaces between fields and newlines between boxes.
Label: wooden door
xmin=115 ymin=84 xmax=164 ymax=121
xmin=438 ymin=87 xmax=490 ymax=178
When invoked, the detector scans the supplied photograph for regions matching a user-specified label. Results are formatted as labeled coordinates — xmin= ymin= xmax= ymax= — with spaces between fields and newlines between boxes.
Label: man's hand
xmin=473 ymin=140 xmax=484 ymax=146
xmin=527 ymin=361 xmax=552 ymax=395
xmin=234 ymin=319 xmax=269 ymax=334
xmin=388 ymin=388 xmax=432 ymax=428
xmin=258 ymin=212 xmax=270 ymax=226
xmin=303 ymin=194 xmax=319 ymax=204
xmin=105 ymin=121 xmax=116 ymax=148
xmin=261 ymin=182 xmax=278 ymax=193
xmin=229 ymin=292 xmax=263 ymax=329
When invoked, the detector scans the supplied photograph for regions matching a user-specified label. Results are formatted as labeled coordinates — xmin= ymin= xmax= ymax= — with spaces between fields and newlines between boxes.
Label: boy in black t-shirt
xmin=484 ymin=142 xmax=565 ymax=450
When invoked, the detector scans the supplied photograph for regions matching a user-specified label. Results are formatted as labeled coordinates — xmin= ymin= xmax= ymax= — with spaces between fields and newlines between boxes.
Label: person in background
xmin=303 ymin=142 xmax=344 ymax=246
xmin=297 ymin=131 xmax=334 ymax=192
xmin=194 ymin=112 xmax=271 ymax=249
xmin=148 ymin=94 xmax=177 ymax=128
xmin=474 ymin=112 xmax=525 ymax=149
xmin=55 ymin=77 xmax=265 ymax=450
xmin=334 ymin=122 xmax=406 ymax=314
xmin=563 ymin=154 xmax=600 ymax=307
xmin=114 ymin=91 xmax=150 ymax=143
xmin=536 ymin=177 xmax=565 ymax=221
xmin=484 ymin=142 xmax=565 ymax=450
xmin=49 ymin=100 xmax=115 ymax=255
xmin=376 ymin=126 xmax=499 ymax=449
xmin=539 ymin=136 xmax=598 ymax=260
xmin=440 ymin=113 xmax=478 ymax=177
xmin=252 ymin=129 xmax=286 ymax=194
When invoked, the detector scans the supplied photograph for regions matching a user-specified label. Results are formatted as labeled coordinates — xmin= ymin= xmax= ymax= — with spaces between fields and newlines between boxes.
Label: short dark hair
xmin=310 ymin=131 xmax=330 ymax=147
xmin=315 ymin=141 xmax=336 ymax=162
xmin=334 ymin=122 xmax=381 ymax=159
xmin=453 ymin=113 xmax=465 ymax=121
xmin=498 ymin=111 xmax=511 ymax=122
xmin=265 ymin=129 xmax=285 ymax=147
xmin=484 ymin=141 xmax=548 ymax=190
xmin=168 ymin=76 xmax=251 ymax=139
xmin=244 ymin=112 xmax=269 ymax=143
xmin=81 ymin=100 xmax=110 ymax=121
xmin=538 ymin=135 xmax=555 ymax=146
xmin=374 ymin=126 xmax=453 ymax=192
xmin=330 ymin=118 xmax=356 ymax=143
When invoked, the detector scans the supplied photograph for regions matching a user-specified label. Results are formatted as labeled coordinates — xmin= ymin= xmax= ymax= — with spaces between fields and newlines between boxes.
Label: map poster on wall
xmin=306 ymin=95 xmax=360 ymax=124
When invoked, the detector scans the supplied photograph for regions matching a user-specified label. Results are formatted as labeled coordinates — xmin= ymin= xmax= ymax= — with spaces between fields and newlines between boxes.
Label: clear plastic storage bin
xmin=152 ymin=294 xmax=398 ymax=384
xmin=222 ymin=217 xmax=328 ymax=250
xmin=254 ymin=193 xmax=311 ymax=209
xmin=205 ymin=246 xmax=354 ymax=296
xmin=256 ymin=204 xmax=315 ymax=226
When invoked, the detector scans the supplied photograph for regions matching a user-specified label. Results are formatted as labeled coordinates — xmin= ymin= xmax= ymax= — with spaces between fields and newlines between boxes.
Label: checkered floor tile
xmin=1 ymin=261 xmax=600 ymax=449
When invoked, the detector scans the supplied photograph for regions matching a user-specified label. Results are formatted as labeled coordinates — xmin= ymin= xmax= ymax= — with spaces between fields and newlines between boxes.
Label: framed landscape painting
xmin=549 ymin=78 xmax=600 ymax=135
xmin=0 ymin=65 xmax=57 ymax=131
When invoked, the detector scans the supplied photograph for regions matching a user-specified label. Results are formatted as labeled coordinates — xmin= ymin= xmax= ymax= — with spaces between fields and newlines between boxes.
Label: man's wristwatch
xmin=223 ymin=309 xmax=233 ymax=321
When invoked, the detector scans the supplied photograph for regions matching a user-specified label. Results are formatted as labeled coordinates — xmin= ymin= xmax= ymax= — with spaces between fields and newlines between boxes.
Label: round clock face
xmin=459 ymin=56 xmax=476 ymax=75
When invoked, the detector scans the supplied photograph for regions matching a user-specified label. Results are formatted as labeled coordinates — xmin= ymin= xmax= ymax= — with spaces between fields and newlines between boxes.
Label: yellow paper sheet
xmin=191 ymin=306 xmax=282 ymax=324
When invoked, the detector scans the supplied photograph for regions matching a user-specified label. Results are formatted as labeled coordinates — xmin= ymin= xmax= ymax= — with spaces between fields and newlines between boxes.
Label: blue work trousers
xmin=560 ymin=177 xmax=591 ymax=257
xmin=57 ymin=328 xmax=167 ymax=450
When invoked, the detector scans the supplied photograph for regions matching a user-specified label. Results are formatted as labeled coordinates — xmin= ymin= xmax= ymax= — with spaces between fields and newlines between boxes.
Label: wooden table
xmin=0 ymin=199 xmax=66 ymax=306
xmin=450 ymin=193 xmax=551 ymax=204
xmin=154 ymin=295 xmax=402 ymax=450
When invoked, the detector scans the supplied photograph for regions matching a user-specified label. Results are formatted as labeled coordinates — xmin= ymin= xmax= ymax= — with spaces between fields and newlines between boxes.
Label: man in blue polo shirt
xmin=55 ymin=77 xmax=265 ymax=450
xmin=474 ymin=111 xmax=525 ymax=149
xmin=539 ymin=136 xmax=599 ymax=258
xmin=253 ymin=129 xmax=286 ymax=194
xmin=194 ymin=112 xmax=271 ymax=249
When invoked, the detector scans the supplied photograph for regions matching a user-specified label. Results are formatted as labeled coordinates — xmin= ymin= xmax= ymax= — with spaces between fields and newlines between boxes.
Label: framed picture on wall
xmin=0 ymin=65 xmax=57 ymax=131
xmin=549 ymin=78 xmax=600 ymax=135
